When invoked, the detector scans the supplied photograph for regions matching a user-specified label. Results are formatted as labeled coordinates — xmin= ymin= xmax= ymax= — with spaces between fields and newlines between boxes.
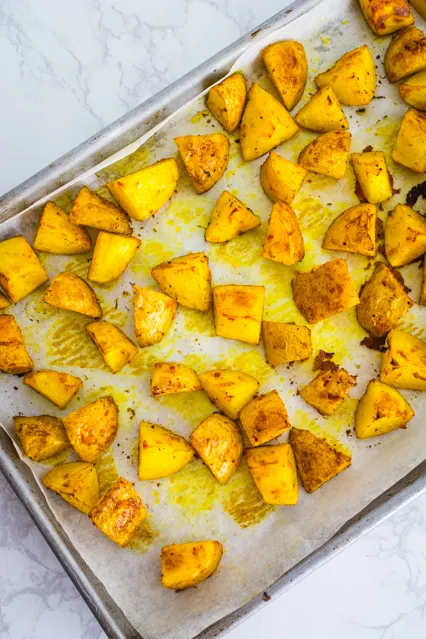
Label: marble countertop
xmin=1 ymin=1 xmax=426 ymax=638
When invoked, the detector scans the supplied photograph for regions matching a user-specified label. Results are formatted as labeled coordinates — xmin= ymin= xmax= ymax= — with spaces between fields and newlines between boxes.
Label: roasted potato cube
xmin=205 ymin=191 xmax=260 ymax=243
xmin=262 ymin=202 xmax=305 ymax=265
xmin=0 ymin=315 xmax=33 ymax=374
xmin=322 ymin=203 xmax=377 ymax=257
xmin=34 ymin=202 xmax=91 ymax=254
xmin=239 ymin=390 xmax=291 ymax=446
xmin=359 ymin=0 xmax=413 ymax=35
xmin=351 ymin=152 xmax=393 ymax=204
xmin=43 ymin=272 xmax=102 ymax=318
xmin=298 ymin=131 xmax=351 ymax=180
xmin=400 ymin=69 xmax=426 ymax=110
xmin=150 ymin=362 xmax=202 ymax=396
xmin=14 ymin=415 xmax=69 ymax=461
xmin=380 ymin=329 xmax=426 ymax=390
xmin=411 ymin=0 xmax=426 ymax=19
xmin=42 ymin=462 xmax=99 ymax=514
xmin=299 ymin=367 xmax=357 ymax=416
xmin=0 ymin=292 xmax=10 ymax=310
xmin=315 ymin=45 xmax=376 ymax=106
xmin=206 ymin=72 xmax=247 ymax=132
xmin=385 ymin=26 xmax=426 ymax=82
xmin=240 ymin=83 xmax=299 ymax=161
xmin=69 ymin=186 xmax=132 ymax=235
xmin=0 ymin=236 xmax=48 ymax=303
xmin=199 ymin=369 xmax=259 ymax=420
xmin=260 ymin=151 xmax=307 ymax=205
xmin=421 ymin=258 xmax=426 ymax=305
xmin=190 ymin=413 xmax=243 ymax=485
xmin=133 ymin=286 xmax=177 ymax=347
xmin=262 ymin=322 xmax=312 ymax=366
xmin=355 ymin=379 xmax=414 ymax=439
xmin=295 ymin=86 xmax=349 ymax=133
xmin=107 ymin=158 xmax=179 ymax=221
xmin=63 ymin=396 xmax=118 ymax=462
xmin=23 ymin=369 xmax=82 ymax=409
xmin=175 ymin=134 xmax=229 ymax=194
xmin=213 ymin=284 xmax=264 ymax=345
xmin=89 ymin=477 xmax=147 ymax=547
xmin=392 ymin=108 xmax=426 ymax=172
xmin=262 ymin=40 xmax=308 ymax=111
xmin=289 ymin=428 xmax=351 ymax=493
xmin=161 ymin=541 xmax=223 ymax=590
xmin=357 ymin=263 xmax=414 ymax=337
xmin=139 ymin=421 xmax=194 ymax=480
xmin=292 ymin=258 xmax=359 ymax=324
xmin=88 ymin=231 xmax=140 ymax=283
xmin=385 ymin=204 xmax=426 ymax=267
xmin=246 ymin=444 xmax=298 ymax=506
xmin=86 ymin=320 xmax=138 ymax=373
xmin=152 ymin=252 xmax=212 ymax=312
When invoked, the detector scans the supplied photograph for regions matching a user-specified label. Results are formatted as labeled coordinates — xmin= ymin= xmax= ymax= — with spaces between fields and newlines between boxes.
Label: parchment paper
xmin=1 ymin=1 xmax=426 ymax=638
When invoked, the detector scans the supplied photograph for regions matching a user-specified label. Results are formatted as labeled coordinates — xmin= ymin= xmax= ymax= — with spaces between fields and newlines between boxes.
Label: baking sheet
xmin=1 ymin=1 xmax=426 ymax=638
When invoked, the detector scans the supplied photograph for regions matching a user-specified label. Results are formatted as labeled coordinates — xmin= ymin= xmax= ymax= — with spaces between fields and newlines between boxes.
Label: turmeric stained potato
xmin=175 ymin=134 xmax=229 ymax=194
xmin=199 ymin=369 xmax=259 ymax=420
xmin=262 ymin=40 xmax=308 ymax=111
xmin=139 ymin=421 xmax=194 ymax=480
xmin=359 ymin=0 xmax=413 ymax=35
xmin=351 ymin=152 xmax=393 ymax=204
xmin=23 ymin=369 xmax=82 ymax=409
xmin=205 ymin=191 xmax=260 ymax=243
xmin=206 ymin=72 xmax=247 ymax=132
xmin=42 ymin=462 xmax=99 ymax=514
xmin=245 ymin=444 xmax=298 ymax=506
xmin=14 ymin=415 xmax=69 ymax=461
xmin=260 ymin=151 xmax=307 ymax=205
xmin=63 ymin=396 xmax=118 ymax=463
xmin=322 ymin=203 xmax=377 ymax=256
xmin=298 ymin=131 xmax=351 ymax=180
xmin=385 ymin=204 xmax=426 ymax=266
xmin=400 ymin=70 xmax=426 ymax=110
xmin=392 ymin=108 xmax=426 ymax=172
xmin=150 ymin=362 xmax=202 ymax=396
xmin=161 ymin=541 xmax=223 ymax=590
xmin=0 ymin=236 xmax=49 ymax=303
xmin=43 ymin=272 xmax=102 ymax=318
xmin=380 ymin=329 xmax=426 ymax=390
xmin=262 ymin=202 xmax=305 ymax=266
xmin=421 ymin=258 xmax=426 ymax=305
xmin=34 ymin=202 xmax=91 ymax=254
xmin=239 ymin=390 xmax=291 ymax=446
xmin=213 ymin=284 xmax=264 ymax=345
xmin=0 ymin=314 xmax=33 ymax=374
xmin=315 ymin=45 xmax=376 ymax=106
xmin=411 ymin=0 xmax=426 ymax=19
xmin=385 ymin=26 xmax=426 ymax=82
xmin=355 ymin=379 xmax=414 ymax=439
xmin=88 ymin=231 xmax=141 ymax=283
xmin=69 ymin=186 xmax=132 ymax=235
xmin=86 ymin=320 xmax=138 ymax=373
xmin=133 ymin=286 xmax=177 ymax=347
xmin=300 ymin=367 xmax=357 ymax=416
xmin=295 ymin=86 xmax=348 ymax=132
xmin=152 ymin=252 xmax=212 ymax=312
xmin=0 ymin=293 xmax=10 ymax=310
xmin=262 ymin=321 xmax=312 ymax=366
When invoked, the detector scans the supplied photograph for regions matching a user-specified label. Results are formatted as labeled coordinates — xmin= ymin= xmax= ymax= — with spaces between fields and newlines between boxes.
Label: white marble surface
xmin=1 ymin=1 xmax=426 ymax=638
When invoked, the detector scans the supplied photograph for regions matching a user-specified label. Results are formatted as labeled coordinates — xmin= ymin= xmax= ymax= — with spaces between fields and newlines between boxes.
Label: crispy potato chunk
xmin=240 ymin=83 xmax=299 ymax=161
xmin=89 ymin=477 xmax=147 ymax=547
xmin=69 ymin=186 xmax=132 ymax=235
xmin=323 ymin=204 xmax=377 ymax=257
xmin=23 ymin=369 xmax=82 ymax=409
xmin=295 ymin=86 xmax=348 ymax=132
xmin=298 ymin=131 xmax=351 ymax=180
xmin=315 ymin=45 xmax=376 ymax=106
xmin=246 ymin=444 xmax=298 ymax=505
xmin=262 ymin=202 xmax=305 ymax=265
xmin=239 ymin=390 xmax=291 ymax=446
xmin=400 ymin=69 xmax=426 ymax=110
xmin=292 ymin=258 xmax=359 ymax=324
xmin=133 ymin=286 xmax=177 ymax=347
xmin=213 ymin=284 xmax=264 ymax=345
xmin=206 ymin=72 xmax=247 ymax=132
xmin=139 ymin=421 xmax=194 ymax=480
xmin=161 ymin=541 xmax=223 ymax=590
xmin=262 ymin=41 xmax=308 ymax=111
xmin=63 ymin=396 xmax=118 ymax=462
xmin=175 ymin=134 xmax=229 ymax=194
xmin=411 ymin=0 xmax=426 ymax=18
xmin=152 ymin=252 xmax=212 ymax=312
xmin=43 ymin=462 xmax=99 ymax=514
xmin=355 ymin=379 xmax=414 ymax=439
xmin=0 ymin=236 xmax=48 ymax=303
xmin=107 ymin=158 xmax=179 ymax=221
xmin=0 ymin=315 xmax=33 ymax=374
xmin=299 ymin=367 xmax=357 ymax=416
xmin=385 ymin=26 xmax=426 ymax=82
xmin=262 ymin=322 xmax=312 ymax=366
xmin=392 ymin=108 xmax=426 ymax=172
xmin=380 ymin=329 xmax=426 ymax=390
xmin=421 ymin=258 xmax=426 ymax=305
xmin=357 ymin=263 xmax=413 ymax=337
xmin=351 ymin=152 xmax=393 ymax=204
xmin=359 ymin=0 xmax=413 ymax=35
xmin=88 ymin=231 xmax=140 ymax=283
xmin=43 ymin=272 xmax=102 ymax=318
xmin=0 ymin=293 xmax=10 ymax=310
xmin=199 ymin=369 xmax=259 ymax=420
xmin=87 ymin=320 xmax=138 ymax=373
xmin=150 ymin=362 xmax=202 ymax=396
xmin=260 ymin=151 xmax=307 ymax=205
xmin=289 ymin=428 xmax=351 ymax=493
xmin=14 ymin=415 xmax=69 ymax=461
xmin=205 ymin=191 xmax=260 ymax=243
xmin=190 ymin=413 xmax=243 ymax=485
xmin=385 ymin=204 xmax=426 ymax=266
xmin=34 ymin=202 xmax=91 ymax=254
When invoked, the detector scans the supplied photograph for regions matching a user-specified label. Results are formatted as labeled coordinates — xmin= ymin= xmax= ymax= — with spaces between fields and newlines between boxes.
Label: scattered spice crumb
xmin=262 ymin=592 xmax=271 ymax=602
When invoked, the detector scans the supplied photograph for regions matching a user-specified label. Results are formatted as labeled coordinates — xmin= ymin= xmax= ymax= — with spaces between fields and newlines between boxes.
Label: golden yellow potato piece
xmin=89 ymin=477 xmax=147 ymax=547
xmin=260 ymin=151 xmax=307 ymax=205
xmin=205 ymin=191 xmax=260 ymax=243
xmin=161 ymin=541 xmax=223 ymax=590
xmin=262 ymin=202 xmax=304 ymax=265
xmin=300 ymin=367 xmax=357 ymax=416
xmin=0 ymin=293 xmax=10 ymax=310
xmin=43 ymin=272 xmax=102 ymax=318
xmin=152 ymin=252 xmax=212 ymax=312
xmin=411 ymin=0 xmax=426 ymax=19
xmin=107 ymin=158 xmax=179 ymax=221
xmin=380 ymin=329 xmax=426 ymax=390
xmin=190 ymin=413 xmax=243 ymax=485
xmin=298 ymin=131 xmax=351 ymax=180
xmin=246 ymin=444 xmax=298 ymax=506
xmin=322 ymin=204 xmax=377 ymax=257
xmin=34 ymin=202 xmax=91 ymax=255
xmin=421 ymin=258 xmax=426 ymax=305
xmin=292 ymin=258 xmax=359 ymax=324
xmin=392 ymin=108 xmax=426 ymax=172
xmin=262 ymin=322 xmax=312 ymax=366
xmin=240 ymin=83 xmax=299 ymax=161
xmin=138 ymin=421 xmax=194 ymax=480
xmin=63 ymin=396 xmax=118 ymax=463
xmin=175 ymin=133 xmax=229 ymax=194
xmin=0 ymin=314 xmax=33 ymax=375
xmin=206 ymin=72 xmax=247 ymax=132
xmin=359 ymin=0 xmax=413 ymax=35
xmin=295 ymin=86 xmax=348 ymax=133
xmin=86 ymin=320 xmax=138 ymax=373
xmin=315 ymin=45 xmax=376 ymax=106
xmin=385 ymin=26 xmax=426 ymax=82
xmin=355 ymin=379 xmax=414 ymax=439
xmin=133 ymin=285 xmax=177 ymax=347
xmin=150 ymin=362 xmax=202 ymax=396
xmin=213 ymin=284 xmax=264 ymax=345
xmin=69 ymin=186 xmax=132 ymax=235
xmin=262 ymin=40 xmax=308 ymax=111
xmin=88 ymin=231 xmax=140 ymax=284
xmin=42 ymin=462 xmax=99 ymax=514
xmin=351 ymin=152 xmax=393 ymax=204
xmin=289 ymin=428 xmax=351 ymax=493
xmin=357 ymin=263 xmax=414 ymax=337
xmin=0 ymin=236 xmax=49 ymax=303
xmin=199 ymin=369 xmax=259 ymax=420
xmin=385 ymin=204 xmax=426 ymax=267
xmin=14 ymin=415 xmax=69 ymax=461
xmin=240 ymin=390 xmax=291 ymax=446
xmin=400 ymin=69 xmax=426 ymax=110
xmin=23 ymin=369 xmax=82 ymax=409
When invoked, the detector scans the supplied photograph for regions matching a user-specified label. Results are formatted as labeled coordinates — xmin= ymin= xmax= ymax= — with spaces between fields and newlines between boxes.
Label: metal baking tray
xmin=2 ymin=1 xmax=426 ymax=637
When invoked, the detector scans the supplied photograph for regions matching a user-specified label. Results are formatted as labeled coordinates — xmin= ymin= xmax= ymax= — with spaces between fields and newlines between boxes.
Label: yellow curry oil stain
xmin=129 ymin=517 xmax=159 ymax=553
xmin=221 ymin=462 xmax=274 ymax=528
xmin=167 ymin=459 xmax=221 ymax=516
xmin=96 ymin=452 xmax=119 ymax=494
xmin=210 ymin=227 xmax=265 ymax=268
xmin=218 ymin=348 xmax=272 ymax=385
xmin=64 ymin=256 xmax=92 ymax=279
xmin=96 ymin=144 xmax=150 ymax=183
xmin=297 ymin=197 xmax=335 ymax=242
xmin=166 ymin=198 xmax=211 ymax=229
xmin=399 ymin=319 xmax=426 ymax=341
xmin=99 ymin=302 xmax=128 ymax=326
xmin=130 ymin=240 xmax=175 ymax=277
xmin=291 ymin=410 xmax=353 ymax=450
xmin=181 ymin=307 xmax=215 ymax=337
xmin=159 ymin=391 xmax=214 ymax=430
xmin=46 ymin=315 xmax=107 ymax=369
xmin=54 ymin=190 xmax=78 ymax=213
xmin=40 ymin=448 xmax=73 ymax=467
xmin=191 ymin=110 xmax=210 ymax=124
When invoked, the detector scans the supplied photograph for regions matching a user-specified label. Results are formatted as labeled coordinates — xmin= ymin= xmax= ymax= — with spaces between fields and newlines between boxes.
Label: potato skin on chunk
xmin=392 ymin=108 xmax=426 ymax=173
xmin=315 ymin=45 xmax=376 ymax=106
xmin=240 ymin=390 xmax=291 ymax=446
xmin=298 ymin=131 xmax=351 ymax=180
xmin=262 ymin=40 xmax=308 ymax=111
xmin=262 ymin=202 xmax=305 ymax=266
xmin=0 ymin=314 xmax=33 ymax=375
xmin=400 ymin=70 xmax=426 ymax=110
xmin=205 ymin=191 xmax=260 ymax=243
xmin=152 ymin=252 xmax=212 ymax=312
xmin=43 ymin=462 xmax=99 ymax=514
xmin=262 ymin=322 xmax=312 ymax=366
xmin=43 ymin=272 xmax=102 ymax=318
xmin=69 ymin=186 xmax=132 ymax=235
xmin=322 ymin=204 xmax=377 ymax=257
xmin=139 ymin=421 xmax=193 ymax=480
xmin=213 ymin=285 xmax=264 ymax=345
xmin=206 ymin=72 xmax=247 ymax=132
xmin=351 ymin=152 xmax=393 ymax=204
xmin=199 ymin=369 xmax=259 ymax=420
xmin=161 ymin=541 xmax=223 ymax=590
xmin=150 ymin=362 xmax=202 ymax=396
xmin=299 ymin=367 xmax=357 ymax=416
xmin=34 ymin=202 xmax=91 ymax=255
xmin=260 ymin=152 xmax=307 ymax=205
xmin=63 ymin=396 xmax=118 ymax=463
xmin=86 ymin=320 xmax=138 ymax=373
xmin=385 ymin=204 xmax=426 ymax=267
xmin=380 ymin=329 xmax=426 ymax=391
xmin=23 ymin=369 xmax=82 ymax=409
xmin=0 ymin=236 xmax=49 ymax=303
xmin=295 ymin=86 xmax=348 ymax=133
xmin=14 ymin=415 xmax=69 ymax=461
xmin=246 ymin=443 xmax=298 ymax=505
xmin=359 ymin=0 xmax=413 ymax=35
xmin=88 ymin=232 xmax=141 ymax=284
xmin=355 ymin=379 xmax=414 ymax=439
xmin=385 ymin=26 xmax=426 ymax=83
xmin=133 ymin=286 xmax=177 ymax=347
xmin=175 ymin=134 xmax=229 ymax=194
